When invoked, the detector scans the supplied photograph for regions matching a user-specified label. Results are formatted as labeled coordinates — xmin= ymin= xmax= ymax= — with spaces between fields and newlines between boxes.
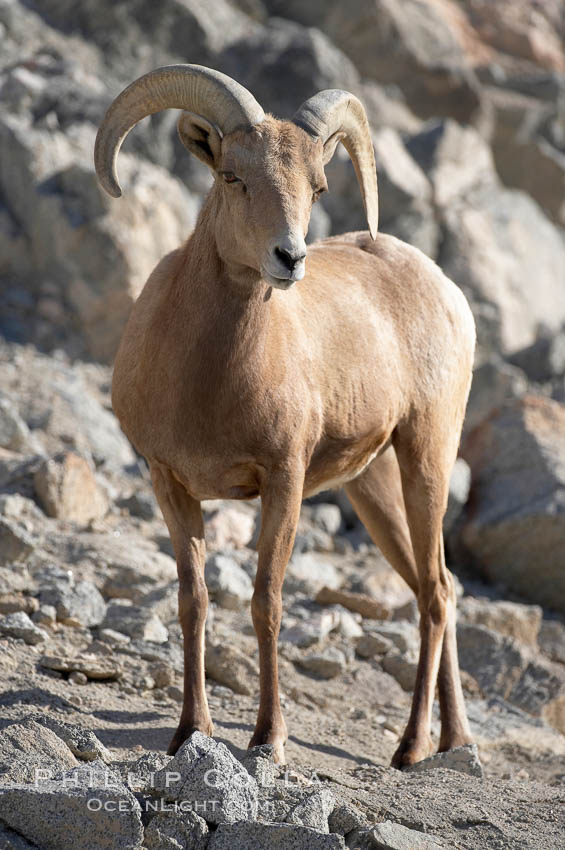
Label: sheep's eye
xmin=222 ymin=172 xmax=241 ymax=184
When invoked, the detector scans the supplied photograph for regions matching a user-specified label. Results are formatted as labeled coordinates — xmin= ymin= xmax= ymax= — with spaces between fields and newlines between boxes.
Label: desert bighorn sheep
xmin=95 ymin=64 xmax=475 ymax=768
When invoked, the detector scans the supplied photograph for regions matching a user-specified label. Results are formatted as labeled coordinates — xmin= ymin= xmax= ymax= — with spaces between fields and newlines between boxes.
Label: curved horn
xmin=95 ymin=64 xmax=265 ymax=198
xmin=293 ymin=90 xmax=378 ymax=239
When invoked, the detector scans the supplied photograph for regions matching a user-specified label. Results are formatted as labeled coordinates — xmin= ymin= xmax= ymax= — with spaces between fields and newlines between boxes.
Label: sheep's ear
xmin=177 ymin=111 xmax=222 ymax=170
xmin=322 ymin=130 xmax=346 ymax=165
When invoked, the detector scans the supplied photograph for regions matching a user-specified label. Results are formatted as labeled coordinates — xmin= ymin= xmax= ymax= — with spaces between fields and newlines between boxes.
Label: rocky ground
xmin=1 ymin=0 xmax=565 ymax=848
xmin=0 ymin=341 xmax=564 ymax=848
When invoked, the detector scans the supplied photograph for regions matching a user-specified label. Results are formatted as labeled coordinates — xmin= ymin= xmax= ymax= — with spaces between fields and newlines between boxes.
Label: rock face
xmin=0 ymin=105 xmax=198 ymax=362
xmin=460 ymin=397 xmax=565 ymax=611
xmin=439 ymin=187 xmax=565 ymax=358
xmin=263 ymin=0 xmax=482 ymax=123
xmin=219 ymin=17 xmax=360 ymax=120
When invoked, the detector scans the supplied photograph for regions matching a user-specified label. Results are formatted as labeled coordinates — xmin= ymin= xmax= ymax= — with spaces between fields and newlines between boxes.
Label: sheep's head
xmin=95 ymin=65 xmax=378 ymax=290
xmin=184 ymin=117 xmax=327 ymax=288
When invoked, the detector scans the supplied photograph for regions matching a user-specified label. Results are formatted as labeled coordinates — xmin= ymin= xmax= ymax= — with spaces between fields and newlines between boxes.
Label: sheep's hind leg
xmin=150 ymin=464 xmax=212 ymax=755
xmin=389 ymin=420 xmax=470 ymax=767
xmin=345 ymin=445 xmax=471 ymax=766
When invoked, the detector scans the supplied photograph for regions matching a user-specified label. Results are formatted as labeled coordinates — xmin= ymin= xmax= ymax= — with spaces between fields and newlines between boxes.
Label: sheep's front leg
xmin=249 ymin=472 xmax=303 ymax=764
xmin=150 ymin=464 xmax=212 ymax=755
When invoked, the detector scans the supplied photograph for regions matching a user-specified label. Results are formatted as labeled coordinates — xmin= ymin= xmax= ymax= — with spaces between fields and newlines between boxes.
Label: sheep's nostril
xmin=275 ymin=246 xmax=306 ymax=271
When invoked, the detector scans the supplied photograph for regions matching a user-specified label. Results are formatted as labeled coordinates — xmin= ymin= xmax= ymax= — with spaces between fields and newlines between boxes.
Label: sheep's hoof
xmin=248 ymin=720 xmax=288 ymax=765
xmin=167 ymin=719 xmax=214 ymax=755
xmin=391 ymin=733 xmax=434 ymax=770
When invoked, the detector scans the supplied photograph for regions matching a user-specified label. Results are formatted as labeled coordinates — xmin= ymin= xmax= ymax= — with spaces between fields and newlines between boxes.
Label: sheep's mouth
xmin=261 ymin=269 xmax=297 ymax=290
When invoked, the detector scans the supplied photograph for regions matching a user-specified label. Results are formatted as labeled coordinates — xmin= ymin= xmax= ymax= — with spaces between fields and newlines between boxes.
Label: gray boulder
xmin=0 ymin=761 xmax=143 ymax=850
xmin=406 ymin=120 xmax=496 ymax=209
xmin=356 ymin=632 xmax=395 ymax=658
xmin=361 ymin=622 xmax=420 ymax=655
xmin=0 ymin=353 xmax=135 ymax=470
xmin=152 ymin=732 xmax=259 ymax=824
xmin=204 ymin=505 xmax=256 ymax=551
xmin=219 ymin=17 xmax=359 ymax=120
xmin=280 ymin=609 xmax=341 ymax=649
xmin=460 ymin=397 xmax=565 ymax=612
xmin=0 ymin=106 xmax=198 ymax=363
xmin=284 ymin=553 xmax=341 ymax=596
xmin=0 ymin=611 xmax=47 ymax=645
xmin=0 ymin=720 xmax=78 ymax=785
xmin=328 ymin=803 xmax=368 ymax=836
xmin=29 ymin=715 xmax=113 ymax=763
xmin=538 ymin=619 xmax=565 ymax=665
xmin=464 ymin=357 xmax=528 ymax=434
xmin=0 ymin=823 xmax=38 ymax=849
xmin=382 ymin=651 xmax=419 ymax=692
xmin=33 ymin=452 xmax=108 ymax=525
xmin=440 ymin=187 xmax=565 ymax=358
xmin=487 ymin=85 xmax=565 ymax=226
xmin=509 ymin=329 xmax=565 ymax=383
xmin=310 ymin=504 xmax=343 ymax=537
xmin=350 ymin=820 xmax=444 ymax=849
xmin=209 ymin=821 xmax=345 ymax=849
xmin=0 ymin=396 xmax=41 ymax=454
xmin=23 ymin=0 xmax=252 ymax=78
xmin=39 ymin=577 xmax=107 ymax=627
xmin=101 ymin=601 xmax=168 ymax=643
xmin=0 ymin=452 xmax=45 ymax=501
xmin=205 ymin=552 xmax=253 ymax=610
xmin=457 ymin=623 xmax=565 ymax=732
xmin=508 ymin=660 xmax=565 ymax=734
xmin=457 ymin=597 xmax=542 ymax=646
xmin=205 ymin=639 xmax=259 ymax=695
xmin=240 ymin=745 xmax=278 ymax=790
xmin=0 ymin=517 xmax=36 ymax=563
xmin=286 ymin=787 xmax=336 ymax=832
xmin=71 ymin=533 xmax=177 ymax=598
xmin=262 ymin=0 xmax=481 ymax=124
xmin=296 ymin=647 xmax=347 ymax=680
xmin=144 ymin=809 xmax=209 ymax=850
xmin=457 ymin=623 xmax=528 ymax=699
xmin=404 ymin=744 xmax=483 ymax=779
xmin=116 ymin=490 xmax=157 ymax=521
xmin=39 ymin=653 xmax=122 ymax=681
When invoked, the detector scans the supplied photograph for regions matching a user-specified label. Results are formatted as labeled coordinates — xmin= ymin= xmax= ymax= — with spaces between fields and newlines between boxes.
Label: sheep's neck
xmin=180 ymin=192 xmax=271 ymax=371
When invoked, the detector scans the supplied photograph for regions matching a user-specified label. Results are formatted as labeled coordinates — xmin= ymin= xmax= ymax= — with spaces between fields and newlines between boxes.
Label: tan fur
xmin=112 ymin=117 xmax=475 ymax=766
